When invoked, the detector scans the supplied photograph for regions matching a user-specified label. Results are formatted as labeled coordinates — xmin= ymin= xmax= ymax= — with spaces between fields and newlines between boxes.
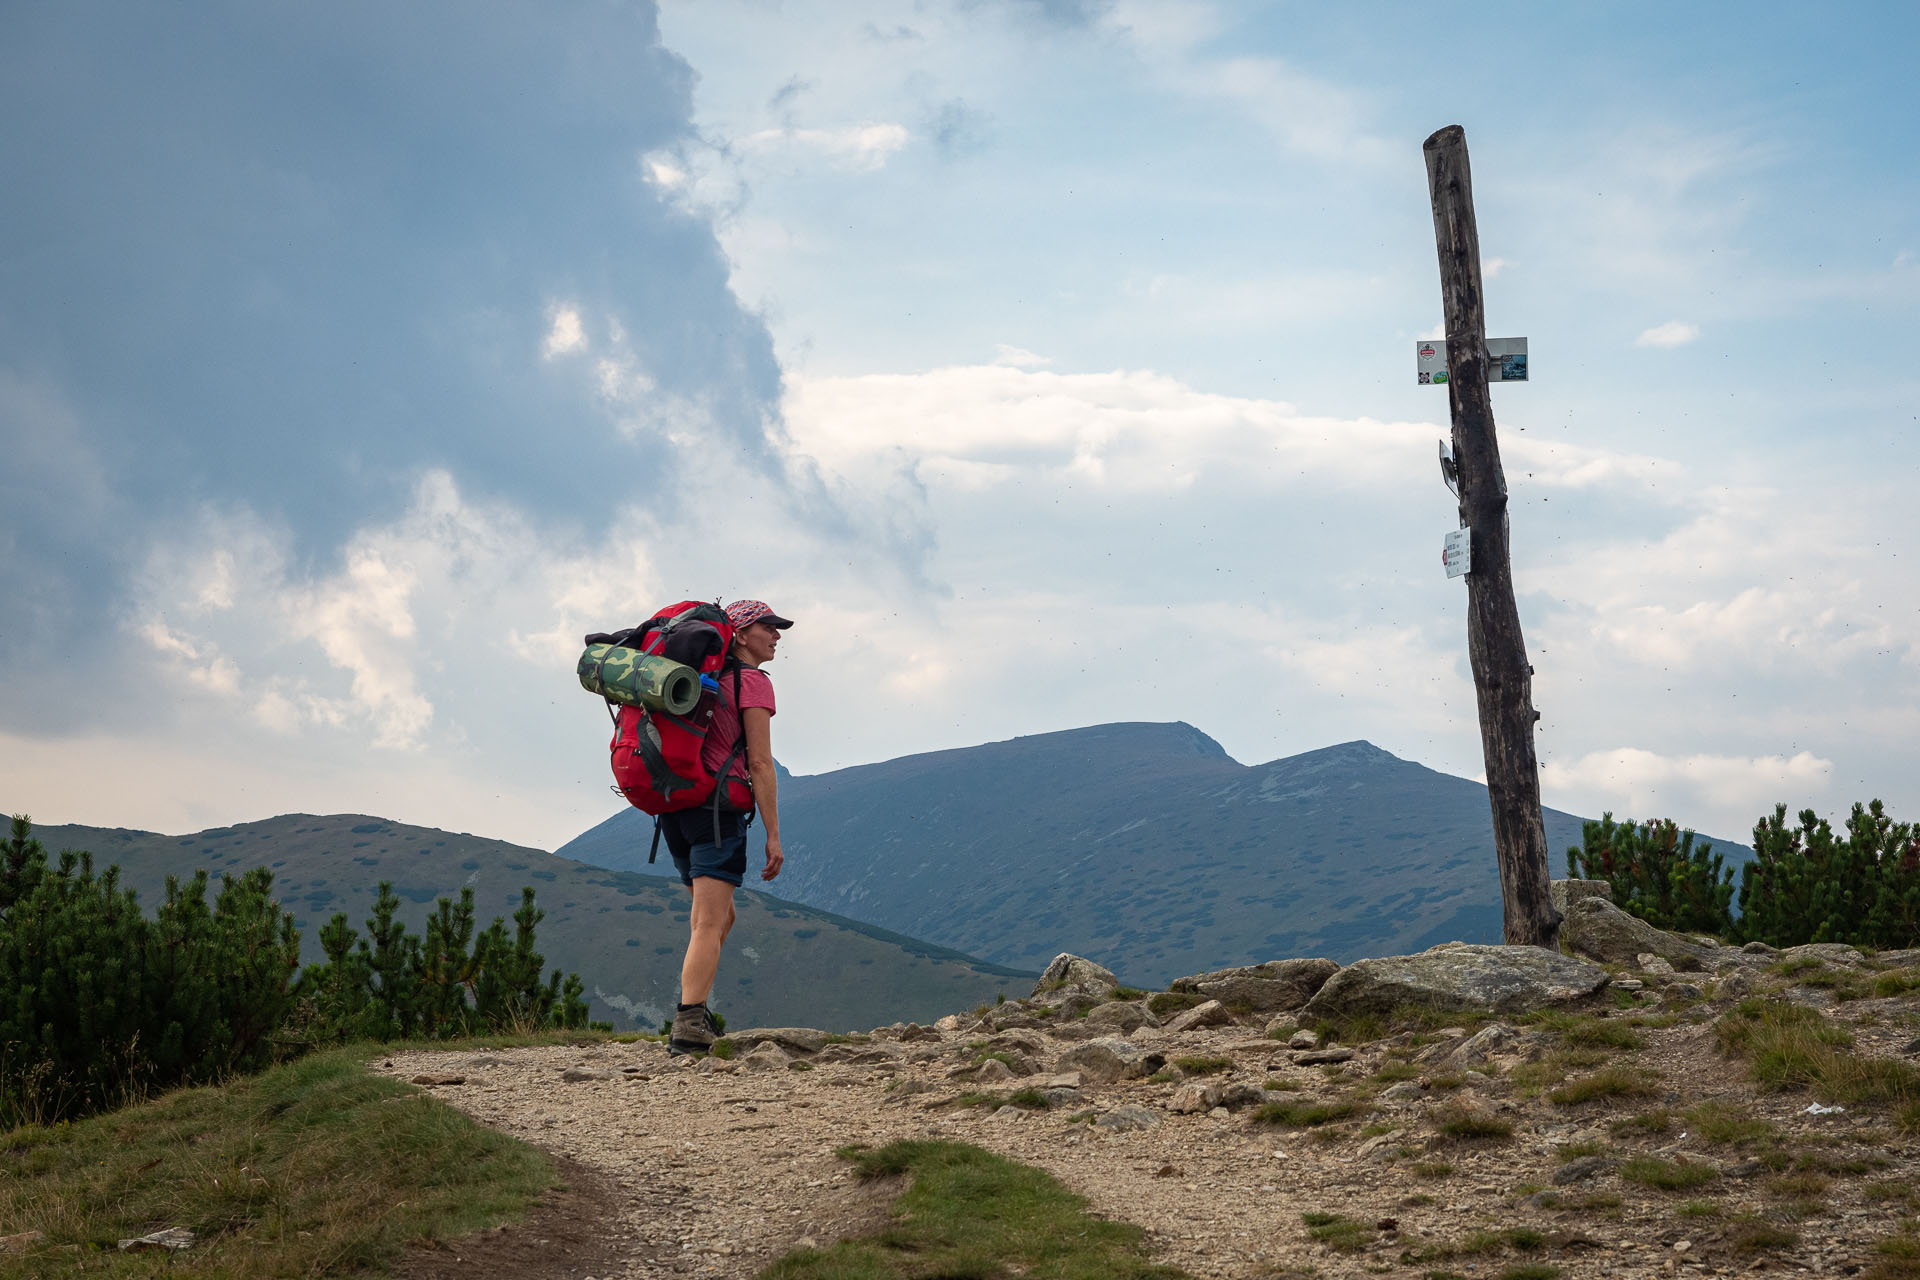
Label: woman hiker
xmin=666 ymin=599 xmax=790 ymax=1056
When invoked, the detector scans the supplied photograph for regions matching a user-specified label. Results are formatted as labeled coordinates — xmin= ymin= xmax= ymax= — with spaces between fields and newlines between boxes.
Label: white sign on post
xmin=1417 ymin=337 xmax=1528 ymax=385
xmin=1443 ymin=528 xmax=1472 ymax=578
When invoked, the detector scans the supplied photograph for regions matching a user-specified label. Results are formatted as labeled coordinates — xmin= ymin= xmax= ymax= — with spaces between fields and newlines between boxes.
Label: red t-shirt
xmin=704 ymin=665 xmax=775 ymax=781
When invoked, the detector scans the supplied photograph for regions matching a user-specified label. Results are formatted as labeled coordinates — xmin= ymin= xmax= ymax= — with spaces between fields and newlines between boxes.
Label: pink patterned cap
xmin=725 ymin=600 xmax=794 ymax=630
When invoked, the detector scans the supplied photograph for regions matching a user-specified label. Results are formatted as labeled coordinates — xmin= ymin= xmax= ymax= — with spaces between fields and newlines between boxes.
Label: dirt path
xmin=374 ymin=987 xmax=1920 ymax=1279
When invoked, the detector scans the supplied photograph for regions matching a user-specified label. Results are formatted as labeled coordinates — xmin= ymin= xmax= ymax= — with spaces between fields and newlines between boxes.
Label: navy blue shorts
xmin=662 ymin=809 xmax=748 ymax=888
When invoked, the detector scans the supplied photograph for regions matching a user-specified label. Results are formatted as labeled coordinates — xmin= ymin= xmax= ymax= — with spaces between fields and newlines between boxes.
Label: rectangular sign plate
xmin=1443 ymin=528 xmax=1472 ymax=578
xmin=1417 ymin=337 xmax=1528 ymax=385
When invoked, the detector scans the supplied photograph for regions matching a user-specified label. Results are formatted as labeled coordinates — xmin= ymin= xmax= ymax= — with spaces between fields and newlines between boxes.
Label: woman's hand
xmin=762 ymin=832 xmax=784 ymax=881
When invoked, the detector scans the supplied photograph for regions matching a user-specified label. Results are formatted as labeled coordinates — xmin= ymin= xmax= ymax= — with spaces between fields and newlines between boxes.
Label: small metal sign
xmin=1443 ymin=528 xmax=1472 ymax=578
xmin=1417 ymin=337 xmax=1528 ymax=385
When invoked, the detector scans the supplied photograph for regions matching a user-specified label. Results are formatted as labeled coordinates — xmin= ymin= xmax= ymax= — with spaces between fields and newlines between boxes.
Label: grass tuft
xmin=1433 ymin=1102 xmax=1514 ymax=1140
xmin=1619 ymin=1155 xmax=1718 ymax=1191
xmin=1300 ymin=1211 xmax=1376 ymax=1253
xmin=1549 ymin=1065 xmax=1658 ymax=1105
xmin=1717 ymin=998 xmax=1920 ymax=1106
xmin=1253 ymin=1098 xmax=1366 ymax=1128
xmin=0 ymin=1048 xmax=552 ymax=1279
xmin=767 ymin=1139 xmax=1186 ymax=1279
xmin=1170 ymin=1056 xmax=1233 ymax=1076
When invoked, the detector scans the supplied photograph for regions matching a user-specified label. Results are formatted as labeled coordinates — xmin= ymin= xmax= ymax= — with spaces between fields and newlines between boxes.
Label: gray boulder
xmin=1169 ymin=958 xmax=1340 ymax=1013
xmin=1778 ymin=943 xmax=1867 ymax=968
xmin=739 ymin=1042 xmax=792 ymax=1072
xmin=1056 ymin=1037 xmax=1164 ymax=1084
xmin=1082 ymin=1000 xmax=1158 ymax=1033
xmin=1549 ymin=878 xmax=1613 ymax=916
xmin=1302 ymin=943 xmax=1610 ymax=1021
xmin=1162 ymin=999 xmax=1234 ymax=1034
xmin=1033 ymin=954 xmax=1121 ymax=1003
xmin=1560 ymin=897 xmax=1720 ymax=971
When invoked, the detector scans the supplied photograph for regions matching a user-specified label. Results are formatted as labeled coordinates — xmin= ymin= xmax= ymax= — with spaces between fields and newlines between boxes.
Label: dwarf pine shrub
xmin=2 ymin=816 xmax=593 ymax=1125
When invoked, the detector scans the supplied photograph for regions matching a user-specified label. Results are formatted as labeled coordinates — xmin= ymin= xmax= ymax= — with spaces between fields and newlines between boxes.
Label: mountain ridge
xmin=561 ymin=722 xmax=1754 ymax=986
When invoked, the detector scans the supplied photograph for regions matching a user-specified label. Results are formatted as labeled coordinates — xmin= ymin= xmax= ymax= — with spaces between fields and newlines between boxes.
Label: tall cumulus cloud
xmin=0 ymin=1 xmax=784 ymax=729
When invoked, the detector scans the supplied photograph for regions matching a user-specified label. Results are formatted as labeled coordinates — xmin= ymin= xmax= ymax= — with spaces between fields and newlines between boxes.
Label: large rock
xmin=1778 ymin=943 xmax=1867 ymax=968
xmin=1170 ymin=958 xmax=1339 ymax=1012
xmin=1162 ymin=999 xmax=1234 ymax=1034
xmin=1560 ymin=897 xmax=1720 ymax=971
xmin=1301 ymin=943 xmax=1610 ymax=1021
xmin=727 ymin=1027 xmax=831 ymax=1056
xmin=1055 ymin=1037 xmax=1164 ymax=1084
xmin=1550 ymin=878 xmax=1613 ymax=916
xmin=1033 ymin=954 xmax=1121 ymax=1003
xmin=1082 ymin=1000 xmax=1158 ymax=1033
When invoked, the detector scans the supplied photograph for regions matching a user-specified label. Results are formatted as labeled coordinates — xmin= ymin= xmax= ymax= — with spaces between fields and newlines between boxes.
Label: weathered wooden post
xmin=1423 ymin=125 xmax=1560 ymax=950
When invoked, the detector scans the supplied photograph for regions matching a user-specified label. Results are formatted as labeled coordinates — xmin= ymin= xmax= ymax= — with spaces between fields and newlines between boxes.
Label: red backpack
xmin=584 ymin=601 xmax=755 ymax=860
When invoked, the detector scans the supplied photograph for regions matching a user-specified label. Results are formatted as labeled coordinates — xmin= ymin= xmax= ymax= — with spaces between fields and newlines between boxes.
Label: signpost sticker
xmin=1444 ymin=528 xmax=1472 ymax=578
xmin=1417 ymin=336 xmax=1527 ymax=385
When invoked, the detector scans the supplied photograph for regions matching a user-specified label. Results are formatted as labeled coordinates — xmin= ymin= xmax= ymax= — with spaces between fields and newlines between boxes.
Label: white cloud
xmin=782 ymin=363 xmax=1438 ymax=497
xmin=1635 ymin=320 xmax=1700 ymax=348
xmin=1543 ymin=747 xmax=1832 ymax=834
xmin=542 ymin=305 xmax=587 ymax=358
xmin=1102 ymin=3 xmax=1387 ymax=164
xmin=739 ymin=122 xmax=910 ymax=171
xmin=992 ymin=344 xmax=1051 ymax=368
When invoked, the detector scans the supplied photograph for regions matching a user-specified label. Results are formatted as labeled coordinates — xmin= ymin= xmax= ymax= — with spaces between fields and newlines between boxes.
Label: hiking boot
xmin=668 ymin=1003 xmax=718 ymax=1056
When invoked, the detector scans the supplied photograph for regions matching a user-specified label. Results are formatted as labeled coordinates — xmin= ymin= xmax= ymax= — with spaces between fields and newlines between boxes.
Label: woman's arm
xmin=740 ymin=705 xmax=781 ymax=880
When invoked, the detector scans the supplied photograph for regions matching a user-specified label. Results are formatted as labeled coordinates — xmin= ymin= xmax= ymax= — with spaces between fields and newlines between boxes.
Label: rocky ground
xmin=376 ymin=894 xmax=1920 ymax=1280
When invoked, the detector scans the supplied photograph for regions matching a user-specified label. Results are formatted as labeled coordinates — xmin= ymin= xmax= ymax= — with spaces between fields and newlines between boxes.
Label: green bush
xmin=299 ymin=882 xmax=589 ymax=1043
xmin=1565 ymin=813 xmax=1734 ymax=935
xmin=1 ymin=816 xmax=591 ymax=1126
xmin=1570 ymin=799 xmax=1920 ymax=952
xmin=0 ymin=816 xmax=300 ymax=1126
xmin=1740 ymin=801 xmax=1920 ymax=948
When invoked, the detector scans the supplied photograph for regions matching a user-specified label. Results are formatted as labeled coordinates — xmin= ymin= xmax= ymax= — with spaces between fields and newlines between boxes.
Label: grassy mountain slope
xmin=561 ymin=723 xmax=1754 ymax=987
xmin=15 ymin=812 xmax=1033 ymax=1033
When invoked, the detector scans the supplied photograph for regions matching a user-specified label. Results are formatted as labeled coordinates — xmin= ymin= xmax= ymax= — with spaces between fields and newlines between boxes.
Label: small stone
xmin=0 ymin=1231 xmax=45 ymax=1254
xmin=1356 ymin=1131 xmax=1403 ymax=1158
xmin=411 ymin=1073 xmax=466 ymax=1086
xmin=795 ymin=1236 xmax=820 ymax=1251
xmin=1614 ymin=979 xmax=1645 ymax=992
xmin=1287 ymin=1029 xmax=1318 ymax=1050
xmin=1903 ymin=1038 xmax=1920 ymax=1056
xmin=1291 ymin=1047 xmax=1354 ymax=1066
xmin=1163 ymin=999 xmax=1233 ymax=1034
xmin=1216 ymin=1082 xmax=1268 ymax=1111
xmin=989 ymin=1105 xmax=1024 ymax=1121
xmin=1637 ymin=954 xmax=1677 ymax=975
xmin=1553 ymin=1156 xmax=1608 ymax=1185
xmin=560 ymin=1067 xmax=609 ymax=1082
xmin=1673 ymin=1239 xmax=1691 ymax=1253
xmin=118 ymin=1228 xmax=195 ymax=1252
xmin=739 ymin=1042 xmax=792 ymax=1072
xmin=971 ymin=1058 xmax=1016 ymax=1083
xmin=1381 ymin=1082 xmax=1427 ymax=1102
xmin=1208 ymin=1106 xmax=1230 ymax=1119
xmin=1166 ymin=1083 xmax=1216 ymax=1114
xmin=1039 ymin=1071 xmax=1084 ymax=1089
xmin=1153 ymin=1163 xmax=1180 ymax=1178
xmin=1095 ymin=1104 xmax=1162 ymax=1132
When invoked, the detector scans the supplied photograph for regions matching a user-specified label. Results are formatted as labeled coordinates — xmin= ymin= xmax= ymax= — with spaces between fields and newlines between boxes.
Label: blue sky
xmin=3 ymin=0 xmax=1916 ymax=853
